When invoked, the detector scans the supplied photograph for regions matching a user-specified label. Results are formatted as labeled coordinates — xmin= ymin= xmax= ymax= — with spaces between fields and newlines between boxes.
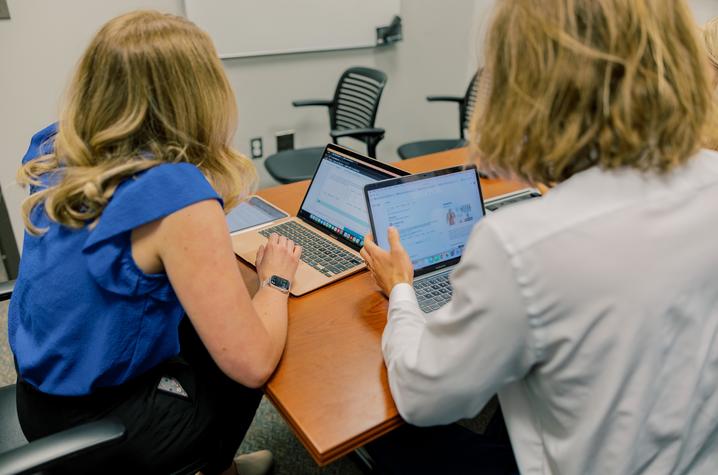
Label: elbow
xmin=242 ymin=372 xmax=267 ymax=390
xmin=241 ymin=360 xmax=276 ymax=389
xmin=389 ymin=374 xmax=438 ymax=427
xmin=391 ymin=376 xmax=481 ymax=427
xmin=229 ymin=338 xmax=283 ymax=388
xmin=220 ymin=354 xmax=278 ymax=389
xmin=388 ymin=361 xmax=452 ymax=427
xmin=394 ymin=396 xmax=436 ymax=427
xmin=395 ymin=402 xmax=420 ymax=426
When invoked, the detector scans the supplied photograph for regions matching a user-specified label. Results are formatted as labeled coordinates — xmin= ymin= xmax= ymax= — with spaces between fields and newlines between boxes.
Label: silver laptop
xmin=484 ymin=187 xmax=541 ymax=213
xmin=232 ymin=144 xmax=407 ymax=296
xmin=364 ymin=165 xmax=485 ymax=313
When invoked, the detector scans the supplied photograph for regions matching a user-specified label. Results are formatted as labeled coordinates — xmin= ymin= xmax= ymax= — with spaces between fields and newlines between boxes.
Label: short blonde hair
xmin=472 ymin=0 xmax=715 ymax=185
xmin=18 ymin=10 xmax=256 ymax=234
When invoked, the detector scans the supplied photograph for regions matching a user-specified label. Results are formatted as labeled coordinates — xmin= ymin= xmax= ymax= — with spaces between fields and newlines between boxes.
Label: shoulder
xmin=120 ymin=162 xmax=219 ymax=202
xmin=686 ymin=148 xmax=718 ymax=179
xmin=84 ymin=163 xmax=222 ymax=250
xmin=479 ymin=193 xmax=557 ymax=257
xmin=22 ymin=122 xmax=58 ymax=164
xmin=484 ymin=151 xmax=718 ymax=255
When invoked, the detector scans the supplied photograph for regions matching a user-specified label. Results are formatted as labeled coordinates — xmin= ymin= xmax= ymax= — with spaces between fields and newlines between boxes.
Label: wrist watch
xmin=263 ymin=275 xmax=291 ymax=294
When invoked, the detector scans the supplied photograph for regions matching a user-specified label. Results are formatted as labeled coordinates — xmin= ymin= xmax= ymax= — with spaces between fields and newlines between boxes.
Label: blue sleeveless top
xmin=8 ymin=123 xmax=222 ymax=396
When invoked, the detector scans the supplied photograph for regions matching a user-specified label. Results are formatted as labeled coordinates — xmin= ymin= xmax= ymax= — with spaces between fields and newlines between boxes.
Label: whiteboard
xmin=184 ymin=0 xmax=401 ymax=59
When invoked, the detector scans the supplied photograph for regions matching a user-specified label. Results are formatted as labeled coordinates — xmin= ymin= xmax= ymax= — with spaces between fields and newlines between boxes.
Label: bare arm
xmin=132 ymin=199 xmax=300 ymax=388
xmin=250 ymin=231 xmax=303 ymax=372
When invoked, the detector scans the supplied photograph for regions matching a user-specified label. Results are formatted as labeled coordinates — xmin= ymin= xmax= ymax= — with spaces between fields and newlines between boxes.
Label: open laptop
xmin=364 ymin=165 xmax=485 ymax=313
xmin=232 ymin=144 xmax=408 ymax=296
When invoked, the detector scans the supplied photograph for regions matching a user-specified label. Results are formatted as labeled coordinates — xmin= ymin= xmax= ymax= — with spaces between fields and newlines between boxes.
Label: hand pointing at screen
xmin=360 ymin=227 xmax=414 ymax=297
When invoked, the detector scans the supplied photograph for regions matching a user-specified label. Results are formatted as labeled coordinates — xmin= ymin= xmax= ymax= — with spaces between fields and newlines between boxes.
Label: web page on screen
xmin=368 ymin=170 xmax=484 ymax=271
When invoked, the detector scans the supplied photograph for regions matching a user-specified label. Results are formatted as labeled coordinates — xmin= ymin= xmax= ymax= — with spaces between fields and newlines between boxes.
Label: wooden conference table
xmin=237 ymin=147 xmax=529 ymax=466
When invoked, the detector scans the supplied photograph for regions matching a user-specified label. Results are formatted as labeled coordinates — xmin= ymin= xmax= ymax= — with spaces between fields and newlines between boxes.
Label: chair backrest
xmin=330 ymin=67 xmax=387 ymax=131
xmin=0 ymin=185 xmax=20 ymax=280
xmin=459 ymin=69 xmax=482 ymax=139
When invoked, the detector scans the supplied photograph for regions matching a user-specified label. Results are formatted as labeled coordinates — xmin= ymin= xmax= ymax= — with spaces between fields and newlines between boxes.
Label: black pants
xmin=365 ymin=406 xmax=519 ymax=475
xmin=16 ymin=318 xmax=262 ymax=475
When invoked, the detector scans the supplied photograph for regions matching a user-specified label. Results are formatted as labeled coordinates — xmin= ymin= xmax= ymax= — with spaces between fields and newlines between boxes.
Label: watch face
xmin=270 ymin=275 xmax=290 ymax=290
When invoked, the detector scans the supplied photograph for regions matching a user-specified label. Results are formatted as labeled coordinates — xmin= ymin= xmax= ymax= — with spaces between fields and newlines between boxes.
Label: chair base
xmin=397 ymin=139 xmax=466 ymax=160
xmin=264 ymin=147 xmax=325 ymax=184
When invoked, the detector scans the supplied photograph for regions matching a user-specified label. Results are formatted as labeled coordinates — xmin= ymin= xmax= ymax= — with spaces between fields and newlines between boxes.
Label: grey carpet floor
xmin=0 ymin=299 xmax=362 ymax=474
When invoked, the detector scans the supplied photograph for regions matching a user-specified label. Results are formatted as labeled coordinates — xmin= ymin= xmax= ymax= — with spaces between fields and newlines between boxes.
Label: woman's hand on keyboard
xmin=360 ymin=227 xmax=413 ymax=297
xmin=256 ymin=233 xmax=302 ymax=283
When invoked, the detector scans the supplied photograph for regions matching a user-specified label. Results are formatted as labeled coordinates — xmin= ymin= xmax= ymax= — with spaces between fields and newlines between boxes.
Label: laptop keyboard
xmin=259 ymin=221 xmax=363 ymax=277
xmin=414 ymin=272 xmax=452 ymax=313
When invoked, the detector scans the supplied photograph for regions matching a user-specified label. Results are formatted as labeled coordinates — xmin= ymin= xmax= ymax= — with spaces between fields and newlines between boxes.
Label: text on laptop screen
xmin=367 ymin=169 xmax=485 ymax=271
xmin=301 ymin=151 xmax=390 ymax=247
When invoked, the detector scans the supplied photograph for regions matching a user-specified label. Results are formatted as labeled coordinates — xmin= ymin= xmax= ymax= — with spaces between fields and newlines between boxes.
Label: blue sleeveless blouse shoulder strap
xmin=82 ymin=163 xmax=222 ymax=298
xmin=22 ymin=122 xmax=58 ymax=164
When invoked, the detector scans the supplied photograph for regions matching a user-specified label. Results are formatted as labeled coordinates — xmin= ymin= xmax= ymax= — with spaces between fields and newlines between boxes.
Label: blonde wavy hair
xmin=18 ymin=10 xmax=256 ymax=234
xmin=472 ymin=0 xmax=716 ymax=185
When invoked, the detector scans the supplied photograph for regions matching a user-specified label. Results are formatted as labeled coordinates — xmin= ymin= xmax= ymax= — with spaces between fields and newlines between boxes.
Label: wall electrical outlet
xmin=250 ymin=137 xmax=263 ymax=159
xmin=276 ymin=130 xmax=295 ymax=153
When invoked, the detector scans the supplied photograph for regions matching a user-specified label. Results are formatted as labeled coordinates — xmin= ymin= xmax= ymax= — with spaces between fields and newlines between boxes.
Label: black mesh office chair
xmin=0 ymin=281 xmax=205 ymax=475
xmin=397 ymin=70 xmax=481 ymax=160
xmin=264 ymin=66 xmax=388 ymax=184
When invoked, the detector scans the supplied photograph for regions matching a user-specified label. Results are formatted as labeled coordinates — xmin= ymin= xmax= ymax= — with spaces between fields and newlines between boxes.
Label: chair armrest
xmin=292 ymin=99 xmax=334 ymax=108
xmin=426 ymin=95 xmax=464 ymax=103
xmin=0 ymin=418 xmax=126 ymax=475
xmin=0 ymin=280 xmax=14 ymax=302
xmin=330 ymin=128 xmax=385 ymax=140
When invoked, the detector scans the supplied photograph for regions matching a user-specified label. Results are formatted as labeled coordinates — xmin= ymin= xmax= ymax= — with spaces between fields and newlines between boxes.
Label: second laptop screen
xmin=301 ymin=151 xmax=390 ymax=247
xmin=367 ymin=169 xmax=484 ymax=271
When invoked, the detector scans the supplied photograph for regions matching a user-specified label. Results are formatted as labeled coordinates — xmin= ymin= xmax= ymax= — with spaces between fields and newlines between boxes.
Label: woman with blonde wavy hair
xmin=9 ymin=11 xmax=299 ymax=475
xmin=362 ymin=0 xmax=718 ymax=473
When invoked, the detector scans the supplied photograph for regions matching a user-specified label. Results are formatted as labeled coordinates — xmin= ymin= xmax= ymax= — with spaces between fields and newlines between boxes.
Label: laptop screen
xmin=365 ymin=167 xmax=485 ymax=275
xmin=298 ymin=148 xmax=395 ymax=249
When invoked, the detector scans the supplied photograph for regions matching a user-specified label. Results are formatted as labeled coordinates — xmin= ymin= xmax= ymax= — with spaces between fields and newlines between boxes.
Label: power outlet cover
xmin=276 ymin=130 xmax=295 ymax=152
xmin=250 ymin=137 xmax=263 ymax=159
xmin=0 ymin=0 xmax=10 ymax=20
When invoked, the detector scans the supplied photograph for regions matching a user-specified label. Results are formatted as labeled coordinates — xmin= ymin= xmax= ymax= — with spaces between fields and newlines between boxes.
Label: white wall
xmin=691 ymin=0 xmax=718 ymax=24
xmin=229 ymin=0 xmax=479 ymax=186
xmin=1 ymin=0 xmax=717 ymax=250
xmin=0 ymin=0 xmax=184 ymax=248
xmin=0 ymin=0 xmax=480 ymax=248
